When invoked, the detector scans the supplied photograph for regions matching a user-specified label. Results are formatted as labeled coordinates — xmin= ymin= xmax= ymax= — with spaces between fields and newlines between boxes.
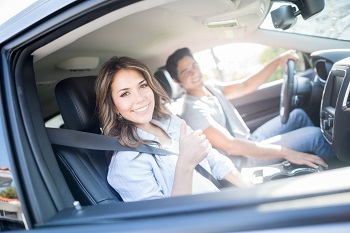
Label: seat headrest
xmin=154 ymin=69 xmax=173 ymax=98
xmin=55 ymin=76 xmax=100 ymax=134
xmin=154 ymin=68 xmax=184 ymax=100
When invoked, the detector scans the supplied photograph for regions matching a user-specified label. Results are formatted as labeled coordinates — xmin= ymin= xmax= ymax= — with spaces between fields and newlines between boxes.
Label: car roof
xmin=3 ymin=0 xmax=350 ymax=118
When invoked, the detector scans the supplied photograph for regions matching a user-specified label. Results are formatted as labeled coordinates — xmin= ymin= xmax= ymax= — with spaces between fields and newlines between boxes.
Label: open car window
xmin=260 ymin=1 xmax=350 ymax=41
xmin=0 ymin=0 xmax=350 ymax=232
xmin=194 ymin=43 xmax=306 ymax=83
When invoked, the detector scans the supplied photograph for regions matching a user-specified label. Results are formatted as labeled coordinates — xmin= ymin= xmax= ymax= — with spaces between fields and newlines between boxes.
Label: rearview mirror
xmin=270 ymin=0 xmax=325 ymax=30
xmin=271 ymin=5 xmax=299 ymax=30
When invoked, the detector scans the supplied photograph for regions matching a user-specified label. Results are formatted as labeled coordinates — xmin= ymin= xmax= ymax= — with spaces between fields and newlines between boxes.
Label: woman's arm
xmin=172 ymin=120 xmax=211 ymax=196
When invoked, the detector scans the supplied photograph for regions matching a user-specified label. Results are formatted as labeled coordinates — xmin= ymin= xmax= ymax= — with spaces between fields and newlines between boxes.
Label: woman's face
xmin=111 ymin=68 xmax=155 ymax=128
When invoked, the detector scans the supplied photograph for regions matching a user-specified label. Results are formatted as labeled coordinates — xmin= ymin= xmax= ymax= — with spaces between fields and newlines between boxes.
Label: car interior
xmin=2 ymin=0 xmax=350 ymax=231
xmin=53 ymin=76 xmax=123 ymax=205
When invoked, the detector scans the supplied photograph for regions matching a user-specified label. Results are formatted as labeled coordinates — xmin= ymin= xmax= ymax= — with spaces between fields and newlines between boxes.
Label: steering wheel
xmin=280 ymin=59 xmax=295 ymax=124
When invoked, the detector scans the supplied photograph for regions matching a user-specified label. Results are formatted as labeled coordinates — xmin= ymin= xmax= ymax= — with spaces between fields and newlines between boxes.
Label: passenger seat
xmin=154 ymin=68 xmax=185 ymax=116
xmin=54 ymin=76 xmax=123 ymax=205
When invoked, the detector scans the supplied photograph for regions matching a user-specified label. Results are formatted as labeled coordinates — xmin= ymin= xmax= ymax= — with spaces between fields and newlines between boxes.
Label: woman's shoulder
xmin=110 ymin=151 xmax=158 ymax=169
xmin=113 ymin=150 xmax=154 ymax=160
xmin=153 ymin=114 xmax=182 ymax=131
xmin=169 ymin=114 xmax=182 ymax=125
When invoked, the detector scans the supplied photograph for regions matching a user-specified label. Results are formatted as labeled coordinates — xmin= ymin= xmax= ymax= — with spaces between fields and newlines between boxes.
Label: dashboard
xmin=320 ymin=56 xmax=350 ymax=164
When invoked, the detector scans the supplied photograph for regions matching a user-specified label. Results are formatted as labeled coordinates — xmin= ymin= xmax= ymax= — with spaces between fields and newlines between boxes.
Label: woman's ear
xmin=113 ymin=106 xmax=119 ymax=114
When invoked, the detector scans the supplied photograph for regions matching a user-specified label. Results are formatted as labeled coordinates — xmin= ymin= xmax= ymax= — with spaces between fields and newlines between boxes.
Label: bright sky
xmin=194 ymin=43 xmax=267 ymax=81
xmin=0 ymin=0 xmax=37 ymax=167
xmin=0 ymin=0 xmax=37 ymax=26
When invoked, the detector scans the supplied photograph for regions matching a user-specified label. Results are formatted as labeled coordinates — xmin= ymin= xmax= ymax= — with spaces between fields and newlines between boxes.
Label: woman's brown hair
xmin=95 ymin=56 xmax=171 ymax=148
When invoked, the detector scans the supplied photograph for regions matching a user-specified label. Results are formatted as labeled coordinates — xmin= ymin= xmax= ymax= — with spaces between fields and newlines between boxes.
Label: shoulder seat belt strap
xmin=46 ymin=127 xmax=223 ymax=189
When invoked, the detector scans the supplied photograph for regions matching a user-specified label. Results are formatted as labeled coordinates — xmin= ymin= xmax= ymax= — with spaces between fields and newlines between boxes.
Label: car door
xmin=232 ymin=79 xmax=282 ymax=131
xmin=0 ymin=0 xmax=350 ymax=232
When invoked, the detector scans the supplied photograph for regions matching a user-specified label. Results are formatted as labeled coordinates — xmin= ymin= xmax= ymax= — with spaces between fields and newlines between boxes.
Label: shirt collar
xmin=136 ymin=116 xmax=177 ymax=141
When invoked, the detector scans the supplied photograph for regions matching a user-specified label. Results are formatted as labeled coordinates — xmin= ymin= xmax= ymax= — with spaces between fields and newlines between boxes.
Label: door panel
xmin=230 ymin=80 xmax=282 ymax=131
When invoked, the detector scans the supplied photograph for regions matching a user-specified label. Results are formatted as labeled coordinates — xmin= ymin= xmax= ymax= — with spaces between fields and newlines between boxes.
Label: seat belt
xmin=47 ymin=127 xmax=224 ymax=189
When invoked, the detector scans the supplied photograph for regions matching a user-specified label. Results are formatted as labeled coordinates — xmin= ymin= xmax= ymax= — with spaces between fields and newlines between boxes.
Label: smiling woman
xmin=95 ymin=56 xmax=247 ymax=202
xmin=111 ymin=69 xmax=156 ymax=127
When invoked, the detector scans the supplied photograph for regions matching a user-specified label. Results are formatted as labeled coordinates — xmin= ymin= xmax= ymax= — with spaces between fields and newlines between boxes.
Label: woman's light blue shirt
xmin=107 ymin=115 xmax=237 ymax=202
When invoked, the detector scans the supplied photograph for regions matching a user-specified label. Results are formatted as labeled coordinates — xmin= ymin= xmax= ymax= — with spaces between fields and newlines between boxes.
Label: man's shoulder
xmin=183 ymin=95 xmax=210 ymax=110
xmin=205 ymin=80 xmax=224 ymax=94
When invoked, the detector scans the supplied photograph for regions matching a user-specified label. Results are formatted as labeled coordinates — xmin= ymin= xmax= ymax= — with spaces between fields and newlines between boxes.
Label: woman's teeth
xmin=133 ymin=104 xmax=149 ymax=112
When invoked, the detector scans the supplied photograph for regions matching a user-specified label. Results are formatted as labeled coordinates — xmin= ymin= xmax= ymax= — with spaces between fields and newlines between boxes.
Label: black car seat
xmin=154 ymin=68 xmax=185 ymax=115
xmin=54 ymin=76 xmax=123 ymax=205
xmin=154 ymin=68 xmax=184 ymax=100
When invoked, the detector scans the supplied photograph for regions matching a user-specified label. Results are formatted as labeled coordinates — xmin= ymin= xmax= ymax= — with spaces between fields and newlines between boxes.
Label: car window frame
xmin=1 ymin=0 xmax=350 ymax=231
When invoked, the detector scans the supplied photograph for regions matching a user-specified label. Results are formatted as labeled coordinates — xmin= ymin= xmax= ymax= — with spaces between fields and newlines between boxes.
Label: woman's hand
xmin=178 ymin=120 xmax=212 ymax=170
xmin=171 ymin=120 xmax=212 ymax=197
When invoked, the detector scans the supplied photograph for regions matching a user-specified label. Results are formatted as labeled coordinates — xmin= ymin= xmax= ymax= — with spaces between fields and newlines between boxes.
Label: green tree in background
xmin=0 ymin=186 xmax=18 ymax=199
xmin=260 ymin=47 xmax=305 ymax=82
xmin=195 ymin=43 xmax=306 ymax=83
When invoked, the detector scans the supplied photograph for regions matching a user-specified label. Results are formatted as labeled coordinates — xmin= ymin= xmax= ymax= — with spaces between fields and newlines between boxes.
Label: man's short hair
xmin=166 ymin=47 xmax=194 ymax=82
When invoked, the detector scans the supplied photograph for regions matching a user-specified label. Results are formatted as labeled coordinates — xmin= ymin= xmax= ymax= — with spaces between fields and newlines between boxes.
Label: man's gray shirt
xmin=180 ymin=81 xmax=251 ymax=168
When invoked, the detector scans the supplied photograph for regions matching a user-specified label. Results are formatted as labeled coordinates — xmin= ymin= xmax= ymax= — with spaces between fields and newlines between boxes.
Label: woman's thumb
xmin=180 ymin=120 xmax=187 ymax=141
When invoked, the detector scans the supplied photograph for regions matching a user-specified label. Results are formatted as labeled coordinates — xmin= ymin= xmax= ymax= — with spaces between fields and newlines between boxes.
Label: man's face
xmin=176 ymin=56 xmax=203 ymax=91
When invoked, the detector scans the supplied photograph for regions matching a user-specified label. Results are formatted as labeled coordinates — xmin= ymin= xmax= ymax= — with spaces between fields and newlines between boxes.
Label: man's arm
xmin=203 ymin=121 xmax=328 ymax=169
xmin=224 ymin=170 xmax=252 ymax=187
xmin=222 ymin=50 xmax=299 ymax=100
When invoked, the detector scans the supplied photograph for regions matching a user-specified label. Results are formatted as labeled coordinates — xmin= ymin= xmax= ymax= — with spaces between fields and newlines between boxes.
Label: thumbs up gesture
xmin=178 ymin=120 xmax=212 ymax=170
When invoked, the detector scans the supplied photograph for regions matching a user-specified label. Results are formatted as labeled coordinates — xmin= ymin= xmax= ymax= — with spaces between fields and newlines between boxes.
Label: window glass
xmin=194 ymin=43 xmax=305 ymax=83
xmin=0 ymin=133 xmax=25 ymax=230
xmin=0 ymin=51 xmax=26 ymax=230
xmin=260 ymin=0 xmax=350 ymax=42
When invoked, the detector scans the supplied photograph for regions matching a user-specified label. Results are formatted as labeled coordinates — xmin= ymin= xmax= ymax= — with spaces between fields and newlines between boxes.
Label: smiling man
xmin=166 ymin=47 xmax=334 ymax=170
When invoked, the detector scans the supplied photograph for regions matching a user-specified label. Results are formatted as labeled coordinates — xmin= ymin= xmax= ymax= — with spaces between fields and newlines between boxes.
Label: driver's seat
xmin=54 ymin=75 xmax=123 ymax=205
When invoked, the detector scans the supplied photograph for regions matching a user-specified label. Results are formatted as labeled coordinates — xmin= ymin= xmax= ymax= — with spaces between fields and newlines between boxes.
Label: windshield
xmin=260 ymin=0 xmax=350 ymax=41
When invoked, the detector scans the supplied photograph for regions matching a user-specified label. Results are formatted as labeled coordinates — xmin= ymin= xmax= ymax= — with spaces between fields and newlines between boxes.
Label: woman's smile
xmin=132 ymin=104 xmax=149 ymax=113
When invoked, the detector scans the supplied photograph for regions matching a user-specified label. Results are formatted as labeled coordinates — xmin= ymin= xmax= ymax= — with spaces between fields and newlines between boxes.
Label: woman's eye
xmin=140 ymin=83 xmax=148 ymax=88
xmin=120 ymin=92 xmax=129 ymax=97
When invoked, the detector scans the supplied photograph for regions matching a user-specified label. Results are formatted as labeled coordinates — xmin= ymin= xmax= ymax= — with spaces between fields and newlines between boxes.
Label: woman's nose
xmin=134 ymin=91 xmax=146 ymax=103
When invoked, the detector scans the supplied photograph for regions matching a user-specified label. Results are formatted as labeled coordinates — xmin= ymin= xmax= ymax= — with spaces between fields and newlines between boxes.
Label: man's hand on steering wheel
xmin=278 ymin=50 xmax=299 ymax=71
